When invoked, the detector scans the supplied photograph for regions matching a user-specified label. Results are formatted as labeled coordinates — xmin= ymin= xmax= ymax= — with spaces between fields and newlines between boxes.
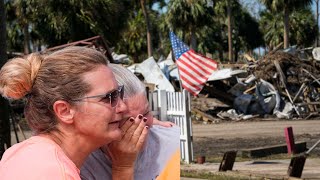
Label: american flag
xmin=169 ymin=31 xmax=218 ymax=96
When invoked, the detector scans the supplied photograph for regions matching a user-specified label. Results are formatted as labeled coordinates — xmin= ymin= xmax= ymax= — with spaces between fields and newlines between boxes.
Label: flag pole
xmin=171 ymin=49 xmax=184 ymax=93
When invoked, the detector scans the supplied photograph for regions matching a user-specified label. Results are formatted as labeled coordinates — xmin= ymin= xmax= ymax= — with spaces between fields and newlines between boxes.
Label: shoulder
xmin=81 ymin=149 xmax=112 ymax=180
xmin=0 ymin=136 xmax=79 ymax=179
xmin=1 ymin=136 xmax=58 ymax=164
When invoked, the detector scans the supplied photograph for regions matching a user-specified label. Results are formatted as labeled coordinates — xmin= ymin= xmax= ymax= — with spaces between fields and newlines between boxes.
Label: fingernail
xmin=138 ymin=114 xmax=143 ymax=119
xmin=143 ymin=117 xmax=147 ymax=122
xmin=129 ymin=117 xmax=134 ymax=122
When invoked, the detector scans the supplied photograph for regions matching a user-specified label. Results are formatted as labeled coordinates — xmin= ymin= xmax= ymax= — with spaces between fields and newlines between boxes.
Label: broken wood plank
xmin=243 ymin=85 xmax=256 ymax=94
xmin=274 ymin=60 xmax=300 ymax=115
xmin=240 ymin=141 xmax=307 ymax=158
xmin=192 ymin=108 xmax=215 ymax=123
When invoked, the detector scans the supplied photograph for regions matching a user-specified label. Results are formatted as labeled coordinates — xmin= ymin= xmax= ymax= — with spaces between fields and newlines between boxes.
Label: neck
xmin=43 ymin=130 xmax=98 ymax=168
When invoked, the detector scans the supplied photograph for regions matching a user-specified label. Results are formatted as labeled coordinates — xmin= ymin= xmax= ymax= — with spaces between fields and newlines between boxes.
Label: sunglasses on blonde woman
xmin=72 ymin=85 xmax=124 ymax=107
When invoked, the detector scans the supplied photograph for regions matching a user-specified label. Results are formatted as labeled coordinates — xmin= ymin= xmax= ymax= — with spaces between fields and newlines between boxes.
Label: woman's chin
xmin=105 ymin=128 xmax=122 ymax=142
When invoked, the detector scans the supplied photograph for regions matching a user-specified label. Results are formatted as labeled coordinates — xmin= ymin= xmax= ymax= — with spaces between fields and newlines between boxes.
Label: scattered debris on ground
xmin=191 ymin=50 xmax=320 ymax=124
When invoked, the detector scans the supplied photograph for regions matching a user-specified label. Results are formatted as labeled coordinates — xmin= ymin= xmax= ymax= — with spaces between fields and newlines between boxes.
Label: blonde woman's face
xmin=73 ymin=65 xmax=127 ymax=145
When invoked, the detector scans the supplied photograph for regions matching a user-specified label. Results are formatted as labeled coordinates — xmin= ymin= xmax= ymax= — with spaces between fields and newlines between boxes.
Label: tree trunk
xmin=234 ymin=49 xmax=238 ymax=62
xmin=140 ymin=0 xmax=153 ymax=57
xmin=0 ymin=0 xmax=11 ymax=159
xmin=190 ymin=26 xmax=197 ymax=50
xmin=316 ymin=0 xmax=319 ymax=47
xmin=227 ymin=0 xmax=233 ymax=62
xmin=283 ymin=6 xmax=290 ymax=49
xmin=23 ymin=24 xmax=31 ymax=54
xmin=218 ymin=48 xmax=223 ymax=61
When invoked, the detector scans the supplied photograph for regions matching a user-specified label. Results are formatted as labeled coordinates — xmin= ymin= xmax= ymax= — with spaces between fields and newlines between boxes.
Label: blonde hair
xmin=0 ymin=46 xmax=109 ymax=134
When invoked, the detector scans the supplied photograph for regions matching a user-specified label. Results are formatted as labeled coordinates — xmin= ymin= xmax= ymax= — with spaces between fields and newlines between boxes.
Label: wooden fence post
xmin=285 ymin=126 xmax=296 ymax=154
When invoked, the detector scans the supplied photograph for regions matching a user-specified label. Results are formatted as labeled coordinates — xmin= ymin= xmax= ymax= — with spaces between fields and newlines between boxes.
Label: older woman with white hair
xmin=81 ymin=64 xmax=180 ymax=180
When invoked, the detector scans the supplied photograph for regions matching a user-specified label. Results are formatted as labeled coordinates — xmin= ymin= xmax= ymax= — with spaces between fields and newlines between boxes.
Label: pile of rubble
xmin=195 ymin=51 xmax=320 ymax=123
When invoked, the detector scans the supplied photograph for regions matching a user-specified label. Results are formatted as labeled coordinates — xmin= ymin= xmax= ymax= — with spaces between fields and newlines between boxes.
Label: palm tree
xmin=260 ymin=7 xmax=317 ymax=50
xmin=259 ymin=10 xmax=284 ymax=50
xmin=166 ymin=0 xmax=209 ymax=51
xmin=0 ymin=0 xmax=11 ymax=159
xmin=140 ymin=0 xmax=153 ymax=57
xmin=117 ymin=10 xmax=148 ymax=62
xmin=261 ymin=0 xmax=313 ymax=49
xmin=289 ymin=8 xmax=318 ymax=47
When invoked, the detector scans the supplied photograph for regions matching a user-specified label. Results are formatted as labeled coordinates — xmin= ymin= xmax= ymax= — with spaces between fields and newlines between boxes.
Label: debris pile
xmin=197 ymin=51 xmax=320 ymax=122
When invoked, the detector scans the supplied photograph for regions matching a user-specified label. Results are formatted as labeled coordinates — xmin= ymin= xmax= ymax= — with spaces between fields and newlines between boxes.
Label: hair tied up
xmin=0 ymin=53 xmax=44 ymax=100
xmin=27 ymin=53 xmax=43 ymax=90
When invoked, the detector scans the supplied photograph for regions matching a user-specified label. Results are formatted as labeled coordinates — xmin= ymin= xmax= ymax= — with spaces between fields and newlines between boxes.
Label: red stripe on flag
xmin=182 ymin=53 xmax=212 ymax=75
xmin=186 ymin=51 xmax=217 ymax=73
xmin=179 ymin=55 xmax=208 ymax=79
xmin=189 ymin=50 xmax=218 ymax=70
xmin=177 ymin=61 xmax=206 ymax=85
xmin=184 ymin=52 xmax=214 ymax=75
xmin=182 ymin=84 xmax=200 ymax=96
xmin=180 ymin=75 xmax=202 ymax=91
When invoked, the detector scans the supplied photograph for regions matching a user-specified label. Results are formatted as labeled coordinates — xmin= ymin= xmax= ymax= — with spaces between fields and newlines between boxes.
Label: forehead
xmin=82 ymin=65 xmax=117 ymax=95
xmin=125 ymin=93 xmax=149 ymax=115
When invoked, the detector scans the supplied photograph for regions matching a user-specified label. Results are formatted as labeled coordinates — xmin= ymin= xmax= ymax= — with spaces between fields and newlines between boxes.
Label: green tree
xmin=211 ymin=0 xmax=264 ymax=61
xmin=116 ymin=8 xmax=163 ymax=62
xmin=5 ymin=0 xmax=31 ymax=53
xmin=5 ymin=0 xmax=135 ymax=51
xmin=30 ymin=0 xmax=95 ymax=47
xmin=289 ymin=8 xmax=318 ymax=47
xmin=123 ymin=0 xmax=165 ymax=58
xmin=166 ymin=0 xmax=210 ymax=51
xmin=260 ymin=7 xmax=317 ymax=49
xmin=259 ymin=10 xmax=283 ymax=50
xmin=75 ymin=0 xmax=132 ymax=46
xmin=261 ymin=0 xmax=313 ymax=48
xmin=117 ymin=10 xmax=147 ymax=62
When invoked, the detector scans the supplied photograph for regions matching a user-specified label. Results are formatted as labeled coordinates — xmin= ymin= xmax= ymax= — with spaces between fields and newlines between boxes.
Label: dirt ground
xmin=192 ymin=119 xmax=320 ymax=158
xmin=182 ymin=119 xmax=320 ymax=179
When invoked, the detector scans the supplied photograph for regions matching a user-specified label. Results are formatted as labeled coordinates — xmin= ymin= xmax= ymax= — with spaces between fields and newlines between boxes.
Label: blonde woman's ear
xmin=53 ymin=100 xmax=75 ymax=124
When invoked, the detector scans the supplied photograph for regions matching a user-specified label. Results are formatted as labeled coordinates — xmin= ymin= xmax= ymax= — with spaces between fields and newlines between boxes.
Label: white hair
xmin=109 ymin=64 xmax=146 ymax=98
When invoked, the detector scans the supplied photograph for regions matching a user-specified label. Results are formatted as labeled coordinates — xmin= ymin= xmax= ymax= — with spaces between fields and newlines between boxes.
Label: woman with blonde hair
xmin=0 ymin=46 xmax=148 ymax=180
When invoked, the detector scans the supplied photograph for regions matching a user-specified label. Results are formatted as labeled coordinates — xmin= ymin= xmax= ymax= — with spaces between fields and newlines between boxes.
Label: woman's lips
xmin=109 ymin=120 xmax=120 ymax=124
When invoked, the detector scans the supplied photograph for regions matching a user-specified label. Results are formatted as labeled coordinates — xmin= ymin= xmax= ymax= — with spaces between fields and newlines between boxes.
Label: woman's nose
xmin=115 ymin=98 xmax=127 ymax=113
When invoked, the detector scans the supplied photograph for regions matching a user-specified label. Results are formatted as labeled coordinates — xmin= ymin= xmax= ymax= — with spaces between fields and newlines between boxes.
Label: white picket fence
xmin=147 ymin=89 xmax=193 ymax=164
